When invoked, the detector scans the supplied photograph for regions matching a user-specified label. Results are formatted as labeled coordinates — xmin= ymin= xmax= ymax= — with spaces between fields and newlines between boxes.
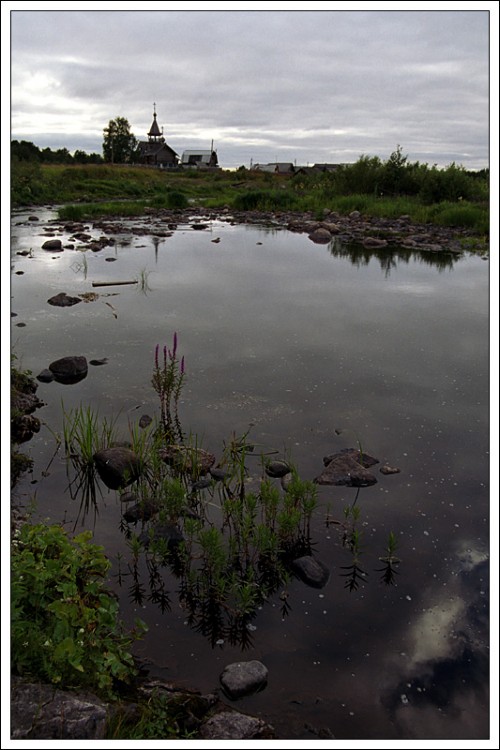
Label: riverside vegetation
xmin=11 ymin=145 xmax=489 ymax=237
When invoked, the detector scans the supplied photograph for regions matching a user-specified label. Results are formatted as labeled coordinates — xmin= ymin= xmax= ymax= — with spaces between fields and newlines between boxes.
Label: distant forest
xmin=11 ymin=139 xmax=103 ymax=164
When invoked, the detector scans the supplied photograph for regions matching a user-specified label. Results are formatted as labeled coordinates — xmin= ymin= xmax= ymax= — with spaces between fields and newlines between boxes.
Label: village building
xmin=180 ymin=149 xmax=219 ymax=168
xmin=136 ymin=105 xmax=179 ymax=168
xmin=251 ymin=162 xmax=295 ymax=175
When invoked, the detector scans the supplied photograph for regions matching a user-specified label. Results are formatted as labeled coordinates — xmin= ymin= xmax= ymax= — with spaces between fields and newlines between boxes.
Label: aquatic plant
xmin=62 ymin=404 xmax=118 ymax=525
xmin=151 ymin=333 xmax=185 ymax=443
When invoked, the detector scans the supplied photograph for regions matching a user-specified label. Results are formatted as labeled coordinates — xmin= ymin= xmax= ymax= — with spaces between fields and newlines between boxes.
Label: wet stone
xmin=47 ymin=292 xmax=82 ymax=307
xmin=220 ymin=661 xmax=268 ymax=700
xmin=265 ymin=460 xmax=292 ymax=478
xmin=93 ymin=446 xmax=142 ymax=490
xmin=42 ymin=239 xmax=63 ymax=251
xmin=36 ymin=369 xmax=54 ymax=383
xmin=291 ymin=555 xmax=330 ymax=589
xmin=49 ymin=356 xmax=88 ymax=384
xmin=380 ymin=465 xmax=401 ymax=475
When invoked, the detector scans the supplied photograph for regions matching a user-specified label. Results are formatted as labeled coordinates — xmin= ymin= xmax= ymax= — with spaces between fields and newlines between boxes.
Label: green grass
xmin=12 ymin=163 xmax=489 ymax=234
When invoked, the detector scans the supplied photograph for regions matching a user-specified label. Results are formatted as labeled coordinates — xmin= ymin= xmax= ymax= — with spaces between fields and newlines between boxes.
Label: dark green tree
xmin=102 ymin=117 xmax=137 ymax=163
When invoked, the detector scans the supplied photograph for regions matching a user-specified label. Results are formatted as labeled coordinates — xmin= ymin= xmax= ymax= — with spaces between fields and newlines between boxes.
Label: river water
xmin=10 ymin=208 xmax=490 ymax=740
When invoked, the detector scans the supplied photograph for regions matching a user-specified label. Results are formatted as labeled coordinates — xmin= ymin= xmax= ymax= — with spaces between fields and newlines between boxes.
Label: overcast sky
xmin=5 ymin=4 xmax=495 ymax=169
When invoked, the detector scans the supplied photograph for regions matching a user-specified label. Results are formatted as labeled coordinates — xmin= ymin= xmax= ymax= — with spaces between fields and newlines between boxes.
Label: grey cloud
xmin=9 ymin=9 xmax=490 ymax=168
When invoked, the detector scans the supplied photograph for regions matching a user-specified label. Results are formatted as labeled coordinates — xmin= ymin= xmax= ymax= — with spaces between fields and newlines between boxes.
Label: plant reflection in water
xmin=63 ymin=334 xmax=401 ymax=650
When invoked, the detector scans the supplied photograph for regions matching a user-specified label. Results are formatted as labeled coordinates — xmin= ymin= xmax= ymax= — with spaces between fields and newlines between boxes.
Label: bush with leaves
xmin=11 ymin=523 xmax=146 ymax=696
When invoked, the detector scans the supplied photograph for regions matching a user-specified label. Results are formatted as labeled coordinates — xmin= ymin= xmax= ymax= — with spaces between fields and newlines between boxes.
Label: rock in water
xmin=220 ymin=661 xmax=268 ymax=700
xmin=291 ymin=555 xmax=330 ymax=588
xmin=265 ymin=460 xmax=292 ymax=478
xmin=93 ymin=447 xmax=142 ymax=490
xmin=314 ymin=448 xmax=378 ymax=487
xmin=48 ymin=356 xmax=88 ymax=384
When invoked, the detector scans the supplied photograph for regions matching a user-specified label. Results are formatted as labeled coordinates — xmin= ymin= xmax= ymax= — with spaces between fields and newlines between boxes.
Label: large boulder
xmin=314 ymin=448 xmax=378 ymax=487
xmin=93 ymin=447 xmax=142 ymax=490
xmin=48 ymin=356 xmax=88 ymax=384
xmin=220 ymin=661 xmax=268 ymax=700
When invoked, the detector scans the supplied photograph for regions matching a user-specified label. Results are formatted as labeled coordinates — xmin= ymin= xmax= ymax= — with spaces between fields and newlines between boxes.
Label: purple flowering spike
xmin=155 ymin=344 xmax=159 ymax=368
xmin=173 ymin=332 xmax=178 ymax=358
xmin=180 ymin=355 xmax=185 ymax=374
xmin=163 ymin=345 xmax=167 ymax=366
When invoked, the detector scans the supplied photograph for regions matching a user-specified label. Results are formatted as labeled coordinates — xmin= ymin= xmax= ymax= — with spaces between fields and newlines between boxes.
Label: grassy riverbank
xmin=12 ymin=161 xmax=489 ymax=235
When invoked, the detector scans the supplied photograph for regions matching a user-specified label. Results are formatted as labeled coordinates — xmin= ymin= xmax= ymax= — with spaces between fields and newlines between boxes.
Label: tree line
xmin=11 ymin=117 xmax=137 ymax=165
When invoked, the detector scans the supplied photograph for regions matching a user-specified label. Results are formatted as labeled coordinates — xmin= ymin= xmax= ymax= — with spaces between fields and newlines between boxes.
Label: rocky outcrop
xmin=10 ymin=678 xmax=107 ymax=740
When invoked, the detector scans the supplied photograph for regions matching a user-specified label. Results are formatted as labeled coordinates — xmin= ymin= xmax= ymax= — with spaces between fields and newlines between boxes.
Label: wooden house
xmin=180 ymin=149 xmax=219 ymax=168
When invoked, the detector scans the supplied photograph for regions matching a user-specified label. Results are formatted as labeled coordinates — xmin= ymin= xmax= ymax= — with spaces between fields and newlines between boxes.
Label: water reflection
xmin=328 ymin=241 xmax=459 ymax=274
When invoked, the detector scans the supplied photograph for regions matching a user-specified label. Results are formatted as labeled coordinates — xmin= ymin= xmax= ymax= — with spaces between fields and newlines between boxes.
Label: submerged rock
xmin=220 ymin=661 xmax=268 ymax=700
xmin=159 ymin=445 xmax=215 ymax=474
xmin=291 ymin=555 xmax=330 ymax=589
xmin=93 ymin=447 xmax=142 ymax=490
xmin=380 ymin=464 xmax=401 ymax=475
xmin=138 ymin=523 xmax=184 ymax=548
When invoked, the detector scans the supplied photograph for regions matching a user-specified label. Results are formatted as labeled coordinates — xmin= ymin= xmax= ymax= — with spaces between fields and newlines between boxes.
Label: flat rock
xmin=220 ymin=661 xmax=268 ymax=700
xmin=314 ymin=448 xmax=378 ymax=487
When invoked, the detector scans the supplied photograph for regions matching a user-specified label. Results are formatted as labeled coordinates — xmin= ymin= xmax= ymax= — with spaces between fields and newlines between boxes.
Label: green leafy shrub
xmin=11 ymin=523 xmax=146 ymax=696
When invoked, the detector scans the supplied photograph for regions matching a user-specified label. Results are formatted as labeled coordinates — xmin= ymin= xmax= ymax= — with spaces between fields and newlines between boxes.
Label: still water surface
xmin=10 ymin=209 xmax=489 ymax=739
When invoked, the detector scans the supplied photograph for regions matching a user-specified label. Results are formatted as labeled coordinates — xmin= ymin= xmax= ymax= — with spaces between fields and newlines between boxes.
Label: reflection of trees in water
xmin=327 ymin=242 xmax=457 ymax=276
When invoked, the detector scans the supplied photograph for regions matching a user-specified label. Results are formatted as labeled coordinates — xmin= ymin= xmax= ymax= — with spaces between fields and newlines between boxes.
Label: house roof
xmin=181 ymin=150 xmax=216 ymax=163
